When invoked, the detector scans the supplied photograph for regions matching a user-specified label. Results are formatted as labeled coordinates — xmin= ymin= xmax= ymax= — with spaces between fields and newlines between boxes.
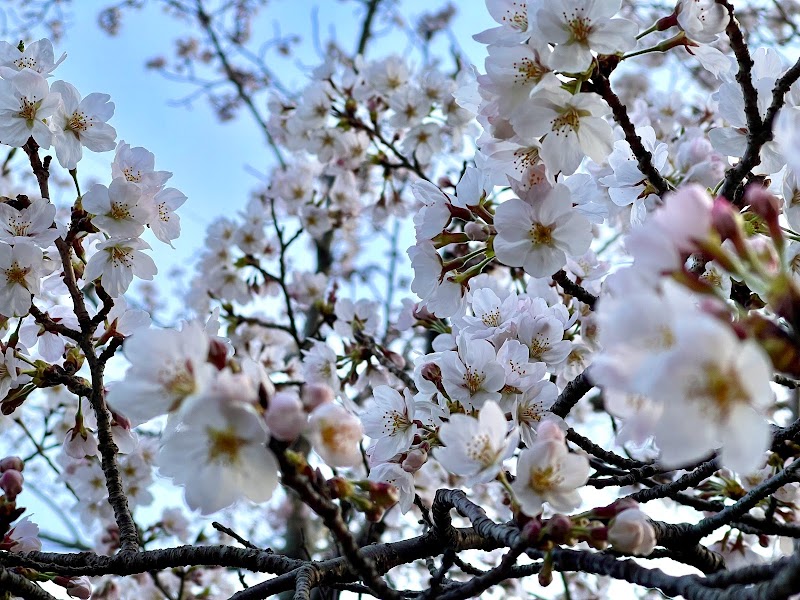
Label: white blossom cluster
xmin=9 ymin=0 xmax=800 ymax=591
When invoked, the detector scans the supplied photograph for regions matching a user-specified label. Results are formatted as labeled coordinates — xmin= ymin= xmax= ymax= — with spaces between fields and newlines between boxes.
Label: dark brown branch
xmin=590 ymin=73 xmax=670 ymax=196
xmin=552 ymin=270 xmax=597 ymax=309
xmin=0 ymin=568 xmax=57 ymax=600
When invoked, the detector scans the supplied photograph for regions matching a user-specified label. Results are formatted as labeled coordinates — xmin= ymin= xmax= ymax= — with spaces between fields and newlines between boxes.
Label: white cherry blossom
xmin=158 ymin=370 xmax=277 ymax=515
xmin=50 ymin=80 xmax=117 ymax=169
xmin=82 ymin=178 xmax=151 ymax=238
xmin=494 ymin=184 xmax=593 ymax=278
xmin=440 ymin=333 xmax=506 ymax=410
xmin=510 ymin=75 xmax=614 ymax=176
xmin=512 ymin=437 xmax=589 ymax=515
xmin=83 ymin=237 xmax=157 ymax=297
xmin=106 ymin=321 xmax=213 ymax=425
xmin=435 ymin=400 xmax=518 ymax=486
xmin=533 ymin=0 xmax=637 ymax=73
xmin=361 ymin=386 xmax=418 ymax=462
xmin=0 ymin=240 xmax=44 ymax=316
xmin=0 ymin=69 xmax=61 ymax=148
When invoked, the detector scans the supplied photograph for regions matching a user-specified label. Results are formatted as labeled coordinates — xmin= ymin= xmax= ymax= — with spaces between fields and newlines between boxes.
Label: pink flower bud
xmin=536 ymin=418 xmax=566 ymax=443
xmin=369 ymin=481 xmax=400 ymax=508
xmin=0 ymin=456 xmax=23 ymax=473
xmin=746 ymin=185 xmax=784 ymax=246
xmin=265 ymin=391 xmax=307 ymax=442
xmin=465 ymin=222 xmax=489 ymax=241
xmin=592 ymin=497 xmax=639 ymax=519
xmin=544 ymin=514 xmax=573 ymax=544
xmin=420 ymin=363 xmax=442 ymax=384
xmin=401 ymin=448 xmax=428 ymax=472
xmin=608 ymin=508 xmax=657 ymax=556
xmin=302 ymin=383 xmax=335 ymax=411
xmin=0 ymin=469 xmax=23 ymax=499
xmin=711 ymin=197 xmax=742 ymax=243
xmin=66 ymin=576 xmax=92 ymax=599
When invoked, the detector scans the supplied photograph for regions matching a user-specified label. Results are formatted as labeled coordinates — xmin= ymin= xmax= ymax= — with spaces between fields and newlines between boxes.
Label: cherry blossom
xmin=50 ymin=80 xmax=117 ymax=169
xmin=494 ymin=184 xmax=593 ymax=278
xmin=533 ymin=0 xmax=637 ymax=73
xmin=0 ymin=240 xmax=44 ymax=316
xmin=158 ymin=370 xmax=277 ymax=514
xmin=0 ymin=68 xmax=61 ymax=148
xmin=435 ymin=400 xmax=518 ymax=486
xmin=361 ymin=385 xmax=418 ymax=462
xmin=83 ymin=237 xmax=157 ymax=297
xmin=510 ymin=76 xmax=614 ymax=176
xmin=512 ymin=437 xmax=590 ymax=515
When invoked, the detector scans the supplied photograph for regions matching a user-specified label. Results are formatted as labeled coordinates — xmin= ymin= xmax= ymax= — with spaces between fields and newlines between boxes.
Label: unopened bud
xmin=0 ymin=456 xmax=23 ymax=473
xmin=369 ymin=481 xmax=399 ymax=508
xmin=328 ymin=477 xmax=355 ymax=499
xmin=302 ymin=383 xmax=334 ymax=411
xmin=591 ymin=497 xmax=640 ymax=519
xmin=544 ymin=514 xmax=573 ymax=544
xmin=746 ymin=185 xmax=783 ymax=247
xmin=0 ymin=469 xmax=23 ymax=499
xmin=383 ymin=349 xmax=405 ymax=369
xmin=401 ymin=448 xmax=428 ymax=472
xmin=420 ymin=363 xmax=442 ymax=384
xmin=265 ymin=391 xmax=307 ymax=442
xmin=465 ymin=221 xmax=489 ymax=241
xmin=521 ymin=517 xmax=543 ymax=542
xmin=64 ymin=346 xmax=84 ymax=373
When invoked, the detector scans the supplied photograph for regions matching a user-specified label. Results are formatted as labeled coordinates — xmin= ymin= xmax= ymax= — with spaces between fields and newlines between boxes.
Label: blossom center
xmin=691 ymin=364 xmax=749 ymax=419
xmin=529 ymin=465 xmax=563 ymax=493
xmin=529 ymin=222 xmax=554 ymax=245
xmin=551 ymin=108 xmax=583 ymax=135
xmin=109 ymin=246 xmax=134 ymax=267
xmin=481 ymin=308 xmax=501 ymax=328
xmin=68 ymin=111 xmax=90 ymax=133
xmin=466 ymin=433 xmax=497 ymax=466
xmin=463 ymin=367 xmax=486 ymax=393
xmin=513 ymin=147 xmax=540 ymax=171
xmin=206 ymin=426 xmax=246 ymax=464
xmin=109 ymin=202 xmax=132 ymax=221
xmin=5 ymin=263 xmax=29 ymax=286
xmin=18 ymin=97 xmax=38 ymax=122
xmin=513 ymin=58 xmax=546 ymax=84
xmin=501 ymin=2 xmax=528 ymax=31
xmin=381 ymin=409 xmax=410 ymax=435
xmin=122 ymin=167 xmax=142 ymax=183
xmin=7 ymin=216 xmax=30 ymax=237
xmin=13 ymin=58 xmax=38 ymax=70
xmin=566 ymin=14 xmax=593 ymax=43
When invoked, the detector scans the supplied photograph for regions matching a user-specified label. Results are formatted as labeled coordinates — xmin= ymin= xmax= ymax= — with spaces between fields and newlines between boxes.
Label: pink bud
xmin=711 ymin=197 xmax=741 ymax=242
xmin=536 ymin=418 xmax=566 ymax=443
xmin=0 ymin=469 xmax=23 ymax=499
xmin=544 ymin=514 xmax=573 ymax=544
xmin=302 ymin=383 xmax=334 ymax=411
xmin=66 ymin=576 xmax=92 ymax=599
xmin=265 ymin=392 xmax=307 ymax=442
xmin=592 ymin=497 xmax=640 ymax=519
xmin=608 ymin=508 xmax=657 ymax=556
xmin=746 ymin=185 xmax=780 ymax=222
xmin=0 ymin=456 xmax=23 ymax=473
xmin=401 ymin=448 xmax=428 ymax=472
xmin=745 ymin=185 xmax=783 ymax=244
xmin=420 ymin=363 xmax=442 ymax=383
xmin=465 ymin=222 xmax=489 ymax=241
